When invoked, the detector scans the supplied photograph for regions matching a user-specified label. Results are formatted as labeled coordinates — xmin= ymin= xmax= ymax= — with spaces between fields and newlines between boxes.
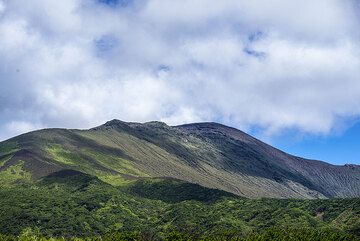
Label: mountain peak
xmin=104 ymin=119 xmax=128 ymax=125
xmin=102 ymin=119 xmax=168 ymax=127
xmin=143 ymin=121 xmax=168 ymax=127
xmin=176 ymin=122 xmax=245 ymax=133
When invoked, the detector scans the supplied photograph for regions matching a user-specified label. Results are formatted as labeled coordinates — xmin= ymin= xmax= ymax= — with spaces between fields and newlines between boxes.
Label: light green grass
xmin=0 ymin=155 xmax=12 ymax=168
xmin=0 ymin=161 xmax=31 ymax=187
xmin=97 ymin=173 xmax=133 ymax=186
xmin=83 ymin=148 xmax=148 ymax=177
xmin=45 ymin=144 xmax=77 ymax=166
xmin=45 ymin=144 xmax=147 ymax=186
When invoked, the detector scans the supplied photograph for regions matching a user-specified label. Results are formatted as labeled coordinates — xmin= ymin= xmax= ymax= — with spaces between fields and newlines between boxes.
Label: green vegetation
xmin=0 ymin=170 xmax=358 ymax=240
xmin=0 ymin=161 xmax=31 ymax=187
xmin=0 ymin=154 xmax=12 ymax=168
xmin=45 ymin=144 xmax=148 ymax=186
xmin=83 ymin=149 xmax=147 ymax=177
xmin=96 ymin=173 xmax=132 ymax=186
xmin=0 ymin=141 xmax=19 ymax=168
xmin=0 ymin=141 xmax=19 ymax=156
xmin=127 ymin=178 xmax=236 ymax=203
xmin=46 ymin=144 xmax=78 ymax=166
xmin=0 ymin=227 xmax=358 ymax=240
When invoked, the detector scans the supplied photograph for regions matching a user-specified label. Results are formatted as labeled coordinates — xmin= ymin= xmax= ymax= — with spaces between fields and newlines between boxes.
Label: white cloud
xmin=0 ymin=0 xmax=360 ymax=140
xmin=1 ymin=121 xmax=43 ymax=140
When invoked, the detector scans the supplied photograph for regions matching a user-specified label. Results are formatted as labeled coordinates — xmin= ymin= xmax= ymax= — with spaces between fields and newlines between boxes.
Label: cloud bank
xmin=1 ymin=0 xmax=360 ymax=140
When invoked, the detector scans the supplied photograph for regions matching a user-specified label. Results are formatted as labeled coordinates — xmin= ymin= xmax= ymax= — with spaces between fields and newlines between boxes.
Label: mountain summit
xmin=0 ymin=120 xmax=359 ymax=198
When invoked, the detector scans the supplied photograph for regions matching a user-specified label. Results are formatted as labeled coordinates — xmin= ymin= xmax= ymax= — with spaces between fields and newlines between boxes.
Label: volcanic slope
xmin=0 ymin=119 xmax=359 ymax=198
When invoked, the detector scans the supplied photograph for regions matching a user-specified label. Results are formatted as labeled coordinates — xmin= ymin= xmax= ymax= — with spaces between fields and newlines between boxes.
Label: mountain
xmin=0 ymin=120 xmax=360 ymax=239
xmin=0 ymin=119 xmax=359 ymax=198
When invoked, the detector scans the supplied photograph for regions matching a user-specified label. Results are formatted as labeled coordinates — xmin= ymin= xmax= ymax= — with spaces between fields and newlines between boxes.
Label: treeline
xmin=0 ymin=228 xmax=358 ymax=241
xmin=0 ymin=175 xmax=359 ymax=240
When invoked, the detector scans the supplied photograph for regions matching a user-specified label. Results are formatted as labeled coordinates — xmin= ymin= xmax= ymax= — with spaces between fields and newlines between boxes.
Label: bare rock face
xmin=0 ymin=120 xmax=359 ymax=198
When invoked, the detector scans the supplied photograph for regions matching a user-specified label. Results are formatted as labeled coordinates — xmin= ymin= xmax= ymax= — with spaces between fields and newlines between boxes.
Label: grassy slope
xmin=0 ymin=170 xmax=359 ymax=240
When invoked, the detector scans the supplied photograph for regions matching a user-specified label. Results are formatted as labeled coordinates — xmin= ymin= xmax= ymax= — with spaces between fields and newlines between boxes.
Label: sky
xmin=270 ymin=120 xmax=360 ymax=165
xmin=0 ymin=0 xmax=360 ymax=165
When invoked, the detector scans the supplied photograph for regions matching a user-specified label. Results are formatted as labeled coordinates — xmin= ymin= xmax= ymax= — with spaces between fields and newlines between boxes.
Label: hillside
xmin=0 ymin=119 xmax=359 ymax=198
xmin=0 ymin=169 xmax=359 ymax=239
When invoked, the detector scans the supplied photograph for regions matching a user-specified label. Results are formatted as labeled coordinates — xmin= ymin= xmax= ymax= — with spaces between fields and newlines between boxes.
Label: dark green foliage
xmin=0 ymin=228 xmax=358 ymax=240
xmin=0 ymin=171 xmax=359 ymax=240
xmin=128 ymin=178 xmax=236 ymax=203
xmin=242 ymin=228 xmax=359 ymax=241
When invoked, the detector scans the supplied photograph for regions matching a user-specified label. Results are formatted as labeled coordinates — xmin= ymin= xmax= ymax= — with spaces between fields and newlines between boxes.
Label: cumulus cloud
xmin=0 ymin=0 xmax=360 ymax=140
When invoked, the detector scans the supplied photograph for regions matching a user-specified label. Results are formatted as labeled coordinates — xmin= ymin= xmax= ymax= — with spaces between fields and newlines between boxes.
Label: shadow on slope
xmin=40 ymin=170 xmax=235 ymax=204
xmin=127 ymin=177 xmax=237 ymax=203
xmin=38 ymin=169 xmax=115 ymax=192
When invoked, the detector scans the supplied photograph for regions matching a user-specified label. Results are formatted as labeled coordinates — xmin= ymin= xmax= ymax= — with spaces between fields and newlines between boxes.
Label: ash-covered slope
xmin=177 ymin=122 xmax=360 ymax=198
xmin=0 ymin=119 xmax=359 ymax=198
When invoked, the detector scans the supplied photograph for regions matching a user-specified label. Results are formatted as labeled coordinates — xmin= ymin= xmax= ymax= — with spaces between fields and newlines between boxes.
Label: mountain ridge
xmin=0 ymin=119 xmax=359 ymax=199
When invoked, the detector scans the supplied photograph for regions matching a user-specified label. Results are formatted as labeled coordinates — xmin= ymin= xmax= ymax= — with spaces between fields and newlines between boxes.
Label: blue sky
xmin=0 ymin=0 xmax=360 ymax=165
xmin=268 ymin=122 xmax=360 ymax=165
